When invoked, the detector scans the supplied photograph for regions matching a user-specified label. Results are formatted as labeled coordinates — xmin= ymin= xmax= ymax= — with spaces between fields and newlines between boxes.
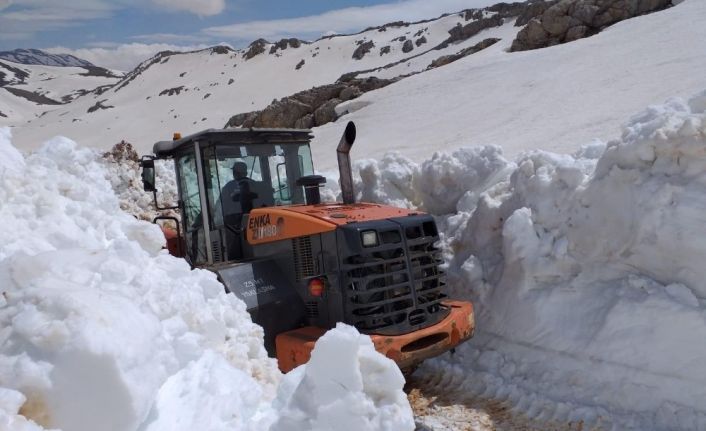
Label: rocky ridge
xmin=225 ymin=77 xmax=395 ymax=129
xmin=0 ymin=48 xmax=94 ymax=67
xmin=511 ymin=0 xmax=673 ymax=51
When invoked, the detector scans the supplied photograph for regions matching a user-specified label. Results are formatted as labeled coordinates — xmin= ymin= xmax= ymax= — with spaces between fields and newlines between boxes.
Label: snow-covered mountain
xmin=0 ymin=1 xmax=570 ymax=153
xmin=3 ymin=6 xmax=522 ymax=152
xmin=0 ymin=59 xmax=123 ymax=124
xmin=1 ymin=0 xmax=688 ymax=167
xmin=0 ymin=48 xmax=94 ymax=67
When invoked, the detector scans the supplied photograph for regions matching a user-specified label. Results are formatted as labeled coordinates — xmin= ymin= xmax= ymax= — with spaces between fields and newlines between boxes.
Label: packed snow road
xmin=407 ymin=364 xmax=585 ymax=431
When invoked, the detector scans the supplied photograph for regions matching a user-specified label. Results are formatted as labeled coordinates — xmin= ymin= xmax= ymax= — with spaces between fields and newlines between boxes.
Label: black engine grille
xmin=292 ymin=236 xmax=315 ymax=281
xmin=340 ymin=216 xmax=449 ymax=335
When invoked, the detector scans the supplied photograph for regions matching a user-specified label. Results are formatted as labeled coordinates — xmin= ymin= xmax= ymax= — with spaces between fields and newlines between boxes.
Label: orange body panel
xmin=160 ymin=226 xmax=184 ymax=257
xmin=247 ymin=202 xmax=420 ymax=245
xmin=246 ymin=207 xmax=337 ymax=245
xmin=275 ymin=300 xmax=475 ymax=373
xmin=283 ymin=202 xmax=418 ymax=225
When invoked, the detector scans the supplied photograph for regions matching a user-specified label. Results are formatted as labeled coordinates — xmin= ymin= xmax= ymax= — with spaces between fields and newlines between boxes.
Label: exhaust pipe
xmin=336 ymin=121 xmax=357 ymax=205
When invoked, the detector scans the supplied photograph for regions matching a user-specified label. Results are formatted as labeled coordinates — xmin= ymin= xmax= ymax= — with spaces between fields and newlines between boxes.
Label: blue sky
xmin=0 ymin=0 xmax=498 ymax=69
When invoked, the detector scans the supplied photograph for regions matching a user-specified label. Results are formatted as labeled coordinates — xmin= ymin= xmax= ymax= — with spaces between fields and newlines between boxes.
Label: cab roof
xmin=153 ymin=127 xmax=313 ymax=158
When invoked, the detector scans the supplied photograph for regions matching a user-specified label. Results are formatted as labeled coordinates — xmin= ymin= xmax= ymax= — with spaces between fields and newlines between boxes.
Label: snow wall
xmin=0 ymin=132 xmax=413 ymax=430
xmin=352 ymin=90 xmax=706 ymax=430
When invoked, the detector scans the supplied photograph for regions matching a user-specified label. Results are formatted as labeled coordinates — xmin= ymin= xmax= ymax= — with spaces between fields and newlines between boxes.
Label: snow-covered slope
xmin=312 ymin=0 xmax=706 ymax=171
xmin=7 ymin=7 xmax=516 ymax=152
xmin=0 ymin=49 xmax=95 ymax=67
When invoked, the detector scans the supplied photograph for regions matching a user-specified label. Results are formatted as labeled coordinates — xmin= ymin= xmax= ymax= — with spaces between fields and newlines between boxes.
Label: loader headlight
xmin=361 ymin=230 xmax=378 ymax=247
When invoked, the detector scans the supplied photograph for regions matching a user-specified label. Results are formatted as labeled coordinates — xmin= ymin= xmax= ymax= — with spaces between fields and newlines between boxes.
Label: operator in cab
xmin=221 ymin=161 xmax=256 ymax=219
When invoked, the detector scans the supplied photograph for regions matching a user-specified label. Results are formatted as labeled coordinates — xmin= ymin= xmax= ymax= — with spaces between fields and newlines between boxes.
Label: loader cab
xmin=145 ymin=128 xmax=316 ymax=267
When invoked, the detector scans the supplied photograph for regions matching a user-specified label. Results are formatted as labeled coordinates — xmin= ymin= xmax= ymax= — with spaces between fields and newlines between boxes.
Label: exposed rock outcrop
xmin=87 ymin=99 xmax=114 ymax=113
xmin=210 ymin=46 xmax=233 ymax=55
xmin=159 ymin=86 xmax=185 ymax=96
xmin=270 ymin=38 xmax=304 ymax=54
xmin=428 ymin=38 xmax=501 ymax=69
xmin=514 ymin=0 xmax=559 ymax=26
xmin=441 ymin=14 xmax=504 ymax=48
xmin=225 ymin=77 xmax=396 ymax=129
xmin=511 ymin=0 xmax=672 ymax=51
xmin=353 ymin=40 xmax=375 ymax=60
xmin=243 ymin=39 xmax=269 ymax=60
xmin=4 ymin=87 xmax=62 ymax=105
xmin=402 ymin=40 xmax=414 ymax=53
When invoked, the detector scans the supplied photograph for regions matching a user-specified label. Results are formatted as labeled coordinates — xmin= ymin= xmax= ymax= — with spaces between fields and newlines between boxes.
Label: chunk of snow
xmin=271 ymin=323 xmax=414 ymax=431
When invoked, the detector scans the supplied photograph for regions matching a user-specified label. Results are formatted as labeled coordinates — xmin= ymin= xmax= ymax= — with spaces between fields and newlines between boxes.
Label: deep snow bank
xmin=0 ymin=130 xmax=414 ymax=431
xmin=0 ymin=132 xmax=280 ymax=430
xmin=358 ymin=91 xmax=706 ymax=430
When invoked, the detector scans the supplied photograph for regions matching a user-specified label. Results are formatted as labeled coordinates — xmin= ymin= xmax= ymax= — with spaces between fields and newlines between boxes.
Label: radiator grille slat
xmin=292 ymin=237 xmax=315 ymax=281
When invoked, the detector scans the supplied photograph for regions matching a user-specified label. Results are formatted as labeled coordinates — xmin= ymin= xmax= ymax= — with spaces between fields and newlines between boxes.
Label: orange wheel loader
xmin=140 ymin=122 xmax=475 ymax=373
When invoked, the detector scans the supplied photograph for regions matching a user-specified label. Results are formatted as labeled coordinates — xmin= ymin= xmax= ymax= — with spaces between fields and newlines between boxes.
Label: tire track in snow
xmin=406 ymin=361 xmax=592 ymax=431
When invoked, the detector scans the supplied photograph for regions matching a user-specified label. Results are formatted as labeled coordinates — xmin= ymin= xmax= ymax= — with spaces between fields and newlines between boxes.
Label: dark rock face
xmin=225 ymin=77 xmax=396 ymax=129
xmin=79 ymin=66 xmax=121 ymax=78
xmin=159 ymin=86 xmax=185 ymax=96
xmin=339 ymin=86 xmax=363 ymax=101
xmin=515 ymin=1 xmax=559 ymax=25
xmin=380 ymin=46 xmax=391 ymax=56
xmin=210 ymin=46 xmax=233 ymax=55
xmin=256 ymin=98 xmax=312 ymax=128
xmin=428 ymin=38 xmax=501 ymax=69
xmin=415 ymin=36 xmax=428 ymax=47
xmin=464 ymin=9 xmax=485 ymax=21
xmin=4 ymin=87 xmax=62 ymax=105
xmin=270 ymin=38 xmax=304 ymax=54
xmin=484 ymin=0 xmax=558 ymax=25
xmin=244 ymin=39 xmax=269 ymax=60
xmin=402 ymin=40 xmax=414 ymax=53
xmin=295 ymin=59 xmax=305 ymax=70
xmin=227 ymin=112 xmax=252 ymax=127
xmin=294 ymin=114 xmax=314 ymax=129
xmin=313 ymin=99 xmax=341 ymax=125
xmin=87 ymin=99 xmax=114 ymax=113
xmin=511 ymin=0 xmax=672 ymax=51
xmin=353 ymin=41 xmax=375 ymax=59
xmin=443 ymin=14 xmax=504 ymax=48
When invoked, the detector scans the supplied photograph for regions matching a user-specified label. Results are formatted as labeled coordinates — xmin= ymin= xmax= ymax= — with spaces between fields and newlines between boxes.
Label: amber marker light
xmin=308 ymin=278 xmax=325 ymax=297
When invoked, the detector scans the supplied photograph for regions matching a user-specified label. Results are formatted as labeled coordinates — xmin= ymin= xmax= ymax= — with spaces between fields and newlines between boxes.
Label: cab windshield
xmin=174 ymin=140 xmax=315 ymax=266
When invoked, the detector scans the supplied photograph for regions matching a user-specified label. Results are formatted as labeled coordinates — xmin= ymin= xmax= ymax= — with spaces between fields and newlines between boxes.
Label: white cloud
xmin=0 ymin=0 xmax=121 ymax=42
xmin=203 ymin=0 xmax=501 ymax=42
xmin=151 ymin=0 xmax=225 ymax=16
xmin=45 ymin=43 xmax=211 ymax=71
xmin=130 ymin=33 xmax=211 ymax=44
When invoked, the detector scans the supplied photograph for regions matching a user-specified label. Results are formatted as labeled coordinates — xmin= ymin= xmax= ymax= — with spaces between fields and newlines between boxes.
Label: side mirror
xmin=140 ymin=157 xmax=156 ymax=192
